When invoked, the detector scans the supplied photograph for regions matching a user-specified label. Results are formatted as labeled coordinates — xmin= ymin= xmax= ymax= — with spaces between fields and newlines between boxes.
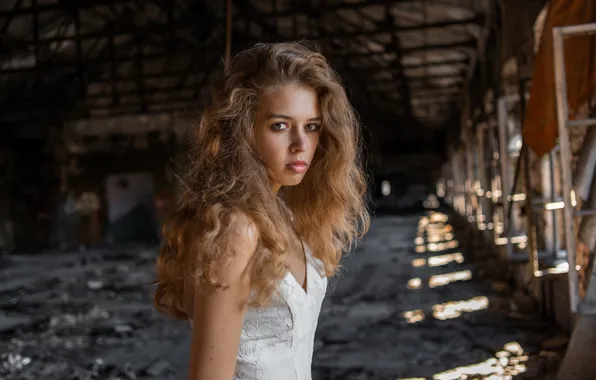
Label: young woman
xmin=153 ymin=42 xmax=370 ymax=380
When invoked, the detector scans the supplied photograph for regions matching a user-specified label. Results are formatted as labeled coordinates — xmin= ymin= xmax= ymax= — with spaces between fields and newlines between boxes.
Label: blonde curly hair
xmin=153 ymin=41 xmax=370 ymax=319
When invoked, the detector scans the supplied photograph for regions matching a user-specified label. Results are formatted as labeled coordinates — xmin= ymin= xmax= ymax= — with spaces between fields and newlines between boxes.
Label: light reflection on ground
xmin=399 ymin=209 xmax=535 ymax=379
xmin=399 ymin=342 xmax=528 ymax=380
xmin=428 ymin=270 xmax=472 ymax=288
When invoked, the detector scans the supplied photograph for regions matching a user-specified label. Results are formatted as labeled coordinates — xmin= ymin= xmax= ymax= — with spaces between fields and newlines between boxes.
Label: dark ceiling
xmin=0 ymin=0 xmax=494 ymax=166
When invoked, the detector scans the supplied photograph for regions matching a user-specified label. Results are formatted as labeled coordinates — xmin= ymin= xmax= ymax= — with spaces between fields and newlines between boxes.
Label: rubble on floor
xmin=0 ymin=208 xmax=566 ymax=379
xmin=0 ymin=247 xmax=189 ymax=380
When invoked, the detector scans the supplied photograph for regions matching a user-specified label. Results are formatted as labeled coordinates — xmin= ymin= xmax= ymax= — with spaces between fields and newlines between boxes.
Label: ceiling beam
xmin=406 ymin=71 xmax=466 ymax=80
xmin=0 ymin=0 xmax=481 ymax=125
xmin=0 ymin=0 xmax=444 ymax=19
xmin=0 ymin=49 xmax=216 ymax=75
xmin=0 ymin=0 xmax=138 ymax=18
xmin=77 ymin=67 xmax=464 ymax=99
xmin=322 ymin=6 xmax=408 ymax=115
xmin=326 ymin=15 xmax=484 ymax=38
xmin=1 ymin=14 xmax=483 ymax=50
xmin=352 ymin=57 xmax=469 ymax=72
xmin=233 ymin=0 xmax=403 ymax=115
xmin=367 ymin=71 xmax=464 ymax=84
xmin=240 ymin=0 xmax=444 ymax=18
xmin=341 ymin=39 xmax=477 ymax=58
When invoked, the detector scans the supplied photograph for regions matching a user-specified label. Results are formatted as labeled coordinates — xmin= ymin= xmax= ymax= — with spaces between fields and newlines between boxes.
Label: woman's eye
xmin=271 ymin=122 xmax=288 ymax=131
xmin=306 ymin=124 xmax=321 ymax=132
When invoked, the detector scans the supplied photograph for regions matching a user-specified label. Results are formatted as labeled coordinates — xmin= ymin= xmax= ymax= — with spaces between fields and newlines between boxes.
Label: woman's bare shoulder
xmin=218 ymin=210 xmax=258 ymax=271
xmin=228 ymin=211 xmax=260 ymax=251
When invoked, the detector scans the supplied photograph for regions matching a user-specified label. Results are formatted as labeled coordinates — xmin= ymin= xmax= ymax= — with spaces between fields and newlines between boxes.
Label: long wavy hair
xmin=154 ymin=41 xmax=370 ymax=319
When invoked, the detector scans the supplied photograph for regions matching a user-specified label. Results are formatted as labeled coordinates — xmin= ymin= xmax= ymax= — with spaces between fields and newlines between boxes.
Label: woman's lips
xmin=286 ymin=162 xmax=308 ymax=173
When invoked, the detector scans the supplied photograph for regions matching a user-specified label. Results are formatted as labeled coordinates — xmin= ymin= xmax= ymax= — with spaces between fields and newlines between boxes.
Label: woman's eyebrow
xmin=266 ymin=113 xmax=292 ymax=120
xmin=266 ymin=114 xmax=322 ymax=121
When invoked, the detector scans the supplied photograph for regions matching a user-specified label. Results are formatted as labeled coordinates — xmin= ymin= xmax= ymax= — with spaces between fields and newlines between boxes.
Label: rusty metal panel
xmin=522 ymin=0 xmax=596 ymax=157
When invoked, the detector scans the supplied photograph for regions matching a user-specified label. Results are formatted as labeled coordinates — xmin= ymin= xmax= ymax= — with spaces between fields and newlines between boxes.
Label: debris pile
xmin=1 ymin=213 xmax=566 ymax=379
xmin=0 ymin=247 xmax=189 ymax=380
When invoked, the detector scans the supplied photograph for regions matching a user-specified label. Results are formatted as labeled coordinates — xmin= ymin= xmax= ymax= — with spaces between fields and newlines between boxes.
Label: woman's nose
xmin=290 ymin=132 xmax=307 ymax=153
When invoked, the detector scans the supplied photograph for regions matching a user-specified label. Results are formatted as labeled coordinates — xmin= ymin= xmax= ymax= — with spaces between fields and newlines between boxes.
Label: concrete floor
xmin=0 ymin=210 xmax=566 ymax=379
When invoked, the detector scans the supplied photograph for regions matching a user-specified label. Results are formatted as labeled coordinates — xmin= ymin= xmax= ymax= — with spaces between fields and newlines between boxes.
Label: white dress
xmin=191 ymin=246 xmax=328 ymax=380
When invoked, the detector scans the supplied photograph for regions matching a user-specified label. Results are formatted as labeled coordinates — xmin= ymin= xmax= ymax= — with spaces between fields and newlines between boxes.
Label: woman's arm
xmin=187 ymin=213 xmax=259 ymax=380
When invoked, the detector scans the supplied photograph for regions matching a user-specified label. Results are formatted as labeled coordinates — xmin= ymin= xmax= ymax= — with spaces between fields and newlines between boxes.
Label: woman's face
xmin=254 ymin=83 xmax=322 ymax=192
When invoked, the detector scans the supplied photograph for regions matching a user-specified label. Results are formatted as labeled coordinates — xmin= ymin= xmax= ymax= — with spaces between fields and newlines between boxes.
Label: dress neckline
xmin=284 ymin=241 xmax=310 ymax=297
xmin=284 ymin=266 xmax=309 ymax=297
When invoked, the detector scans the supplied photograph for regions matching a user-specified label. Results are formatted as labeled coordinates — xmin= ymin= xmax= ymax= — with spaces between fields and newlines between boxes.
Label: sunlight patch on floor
xmin=411 ymin=252 xmax=464 ymax=268
xmin=407 ymin=277 xmax=423 ymax=289
xmin=433 ymin=342 xmax=528 ymax=379
xmin=397 ymin=342 xmax=528 ymax=380
xmin=403 ymin=309 xmax=425 ymax=324
xmin=398 ymin=209 xmax=531 ymax=379
xmin=432 ymin=296 xmax=489 ymax=320
xmin=427 ymin=252 xmax=464 ymax=267
xmin=428 ymin=270 xmax=472 ymax=288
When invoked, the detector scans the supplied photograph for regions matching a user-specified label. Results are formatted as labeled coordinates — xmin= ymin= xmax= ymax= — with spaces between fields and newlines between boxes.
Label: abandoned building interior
xmin=1 ymin=0 xmax=596 ymax=379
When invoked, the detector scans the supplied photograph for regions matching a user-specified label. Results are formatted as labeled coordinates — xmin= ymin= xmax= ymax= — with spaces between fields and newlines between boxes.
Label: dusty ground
xmin=0 ymin=209 xmax=565 ymax=379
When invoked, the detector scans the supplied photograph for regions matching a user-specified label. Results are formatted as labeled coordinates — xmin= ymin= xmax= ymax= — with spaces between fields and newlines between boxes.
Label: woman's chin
xmin=279 ymin=174 xmax=306 ymax=187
